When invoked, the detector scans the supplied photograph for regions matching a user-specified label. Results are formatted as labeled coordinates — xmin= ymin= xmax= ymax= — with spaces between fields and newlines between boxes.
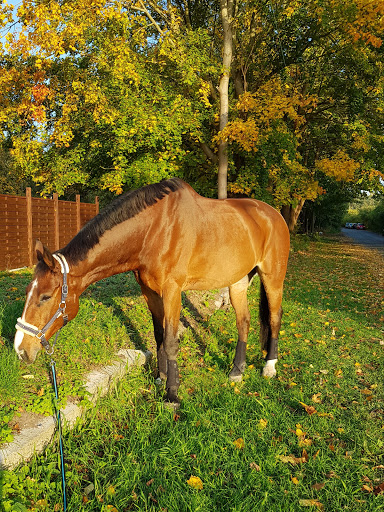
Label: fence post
xmin=76 ymin=194 xmax=81 ymax=233
xmin=26 ymin=187 xmax=33 ymax=267
xmin=53 ymin=193 xmax=60 ymax=251
xmin=95 ymin=196 xmax=99 ymax=215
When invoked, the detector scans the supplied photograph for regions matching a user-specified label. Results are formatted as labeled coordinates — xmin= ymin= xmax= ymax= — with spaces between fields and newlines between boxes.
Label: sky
xmin=0 ymin=1 xmax=22 ymax=45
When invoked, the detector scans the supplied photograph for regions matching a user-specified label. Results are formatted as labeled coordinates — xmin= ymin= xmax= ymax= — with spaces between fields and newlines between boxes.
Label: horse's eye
xmin=40 ymin=294 xmax=51 ymax=303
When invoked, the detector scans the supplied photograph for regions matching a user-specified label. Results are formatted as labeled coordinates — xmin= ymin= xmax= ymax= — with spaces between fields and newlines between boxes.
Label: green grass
xmin=1 ymin=234 xmax=384 ymax=511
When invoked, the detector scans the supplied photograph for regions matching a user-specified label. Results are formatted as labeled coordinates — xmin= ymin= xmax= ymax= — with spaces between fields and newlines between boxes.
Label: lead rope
xmin=49 ymin=332 xmax=67 ymax=512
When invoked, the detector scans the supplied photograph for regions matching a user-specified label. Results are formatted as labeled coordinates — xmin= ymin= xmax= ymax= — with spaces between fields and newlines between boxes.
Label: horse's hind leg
xmin=258 ymin=272 xmax=284 ymax=378
xmin=228 ymin=275 xmax=251 ymax=382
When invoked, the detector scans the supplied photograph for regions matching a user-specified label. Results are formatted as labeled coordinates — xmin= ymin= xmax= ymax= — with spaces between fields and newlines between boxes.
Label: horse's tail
xmin=259 ymin=280 xmax=271 ymax=354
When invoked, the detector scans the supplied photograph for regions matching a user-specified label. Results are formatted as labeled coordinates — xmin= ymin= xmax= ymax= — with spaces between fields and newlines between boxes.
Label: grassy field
xmin=0 ymin=234 xmax=383 ymax=511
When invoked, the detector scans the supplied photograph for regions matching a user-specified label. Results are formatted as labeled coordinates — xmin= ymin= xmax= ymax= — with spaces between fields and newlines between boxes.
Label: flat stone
xmin=0 ymin=349 xmax=151 ymax=470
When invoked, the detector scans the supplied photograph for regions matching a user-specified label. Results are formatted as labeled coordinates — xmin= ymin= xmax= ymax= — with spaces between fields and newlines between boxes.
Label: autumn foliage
xmin=0 ymin=0 xmax=383 ymax=229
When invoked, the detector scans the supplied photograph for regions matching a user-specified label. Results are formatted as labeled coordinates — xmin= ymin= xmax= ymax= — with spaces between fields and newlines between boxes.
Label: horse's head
xmin=14 ymin=241 xmax=80 ymax=363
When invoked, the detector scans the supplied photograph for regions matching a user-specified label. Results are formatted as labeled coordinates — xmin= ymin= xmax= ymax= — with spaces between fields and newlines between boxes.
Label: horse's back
xmin=161 ymin=185 xmax=289 ymax=290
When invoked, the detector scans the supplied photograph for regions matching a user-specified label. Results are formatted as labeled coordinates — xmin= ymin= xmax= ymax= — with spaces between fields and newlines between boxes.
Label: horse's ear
xmin=35 ymin=240 xmax=56 ymax=270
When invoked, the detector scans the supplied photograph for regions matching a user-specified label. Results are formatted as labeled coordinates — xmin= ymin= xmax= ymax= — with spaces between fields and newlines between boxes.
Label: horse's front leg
xmin=135 ymin=275 xmax=167 ymax=383
xmin=162 ymin=283 xmax=182 ymax=404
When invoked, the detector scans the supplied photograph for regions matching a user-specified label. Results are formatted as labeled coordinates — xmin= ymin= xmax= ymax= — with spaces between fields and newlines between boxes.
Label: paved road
xmin=341 ymin=227 xmax=384 ymax=255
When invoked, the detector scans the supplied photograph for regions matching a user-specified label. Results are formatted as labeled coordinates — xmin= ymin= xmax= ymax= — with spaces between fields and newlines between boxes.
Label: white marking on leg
xmin=262 ymin=358 xmax=277 ymax=378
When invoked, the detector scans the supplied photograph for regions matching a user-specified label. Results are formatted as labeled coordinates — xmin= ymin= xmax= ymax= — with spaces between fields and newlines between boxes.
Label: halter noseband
xmin=16 ymin=253 xmax=70 ymax=354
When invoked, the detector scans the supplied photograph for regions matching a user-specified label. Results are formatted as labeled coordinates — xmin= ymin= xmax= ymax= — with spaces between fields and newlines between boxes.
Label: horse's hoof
xmin=262 ymin=359 xmax=277 ymax=378
xmin=164 ymin=400 xmax=180 ymax=411
xmin=229 ymin=367 xmax=243 ymax=383
xmin=229 ymin=373 xmax=243 ymax=383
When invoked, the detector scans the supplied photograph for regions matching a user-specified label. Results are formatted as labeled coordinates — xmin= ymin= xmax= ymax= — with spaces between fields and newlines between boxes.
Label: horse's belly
xmin=184 ymin=242 xmax=258 ymax=291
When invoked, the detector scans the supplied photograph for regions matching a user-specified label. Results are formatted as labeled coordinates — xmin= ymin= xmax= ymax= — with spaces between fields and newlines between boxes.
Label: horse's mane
xmin=61 ymin=178 xmax=185 ymax=264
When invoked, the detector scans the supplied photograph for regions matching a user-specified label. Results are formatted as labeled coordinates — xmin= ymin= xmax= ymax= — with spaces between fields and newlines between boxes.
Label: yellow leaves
xmin=233 ymin=438 xmax=245 ymax=450
xmin=187 ymin=475 xmax=203 ymax=490
xmin=315 ymin=150 xmax=360 ymax=182
xmin=311 ymin=393 xmax=322 ymax=404
xmin=219 ymin=77 xmax=318 ymax=155
xmin=277 ymin=451 xmax=308 ymax=465
xmin=299 ymin=499 xmax=323 ymax=510
xmin=258 ymin=419 xmax=268 ymax=429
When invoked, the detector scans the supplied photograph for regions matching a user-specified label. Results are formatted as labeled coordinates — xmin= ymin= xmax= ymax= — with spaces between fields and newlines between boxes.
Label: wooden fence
xmin=0 ymin=188 xmax=99 ymax=271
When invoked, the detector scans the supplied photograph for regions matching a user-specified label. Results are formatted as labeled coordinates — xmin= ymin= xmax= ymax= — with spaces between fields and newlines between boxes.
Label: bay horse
xmin=14 ymin=178 xmax=290 ymax=403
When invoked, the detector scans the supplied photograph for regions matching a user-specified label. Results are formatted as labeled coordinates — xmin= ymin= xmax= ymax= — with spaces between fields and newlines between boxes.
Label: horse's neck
xmin=72 ymin=220 xmax=145 ymax=291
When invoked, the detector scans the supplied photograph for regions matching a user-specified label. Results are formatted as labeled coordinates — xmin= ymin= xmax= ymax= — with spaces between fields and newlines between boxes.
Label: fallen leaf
xmin=374 ymin=482 xmax=384 ymax=495
xmin=36 ymin=500 xmax=48 ymax=507
xmin=296 ymin=425 xmax=306 ymax=436
xmin=311 ymin=393 xmax=322 ymax=404
xmin=249 ymin=462 xmax=260 ymax=471
xmin=311 ymin=482 xmax=325 ymax=490
xmin=233 ymin=438 xmax=245 ymax=450
xmin=362 ymin=484 xmax=373 ymax=493
xmin=325 ymin=471 xmax=339 ymax=479
xmin=146 ymin=479 xmax=154 ymax=487
xmin=299 ymin=438 xmax=313 ymax=447
xmin=187 ymin=475 xmax=203 ymax=490
xmin=277 ymin=454 xmax=307 ymax=465
xmin=300 ymin=402 xmax=317 ymax=415
xmin=299 ymin=499 xmax=323 ymax=509
xmin=292 ymin=476 xmax=300 ymax=485
xmin=259 ymin=418 xmax=268 ymax=429
xmin=149 ymin=492 xmax=157 ymax=504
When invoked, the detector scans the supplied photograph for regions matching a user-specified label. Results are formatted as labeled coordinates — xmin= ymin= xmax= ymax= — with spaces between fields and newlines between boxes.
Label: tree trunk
xmin=281 ymin=199 xmax=305 ymax=233
xmin=218 ymin=0 xmax=233 ymax=200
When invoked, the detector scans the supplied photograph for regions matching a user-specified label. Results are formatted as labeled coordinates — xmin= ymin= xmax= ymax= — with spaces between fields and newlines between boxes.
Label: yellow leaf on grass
xmin=259 ymin=418 xmax=268 ymax=429
xmin=299 ymin=402 xmax=317 ymax=415
xmin=277 ymin=454 xmax=307 ymax=465
xmin=187 ymin=475 xmax=203 ymax=489
xmin=292 ymin=476 xmax=299 ymax=485
xmin=299 ymin=498 xmax=323 ymax=509
xmin=233 ymin=438 xmax=245 ymax=449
